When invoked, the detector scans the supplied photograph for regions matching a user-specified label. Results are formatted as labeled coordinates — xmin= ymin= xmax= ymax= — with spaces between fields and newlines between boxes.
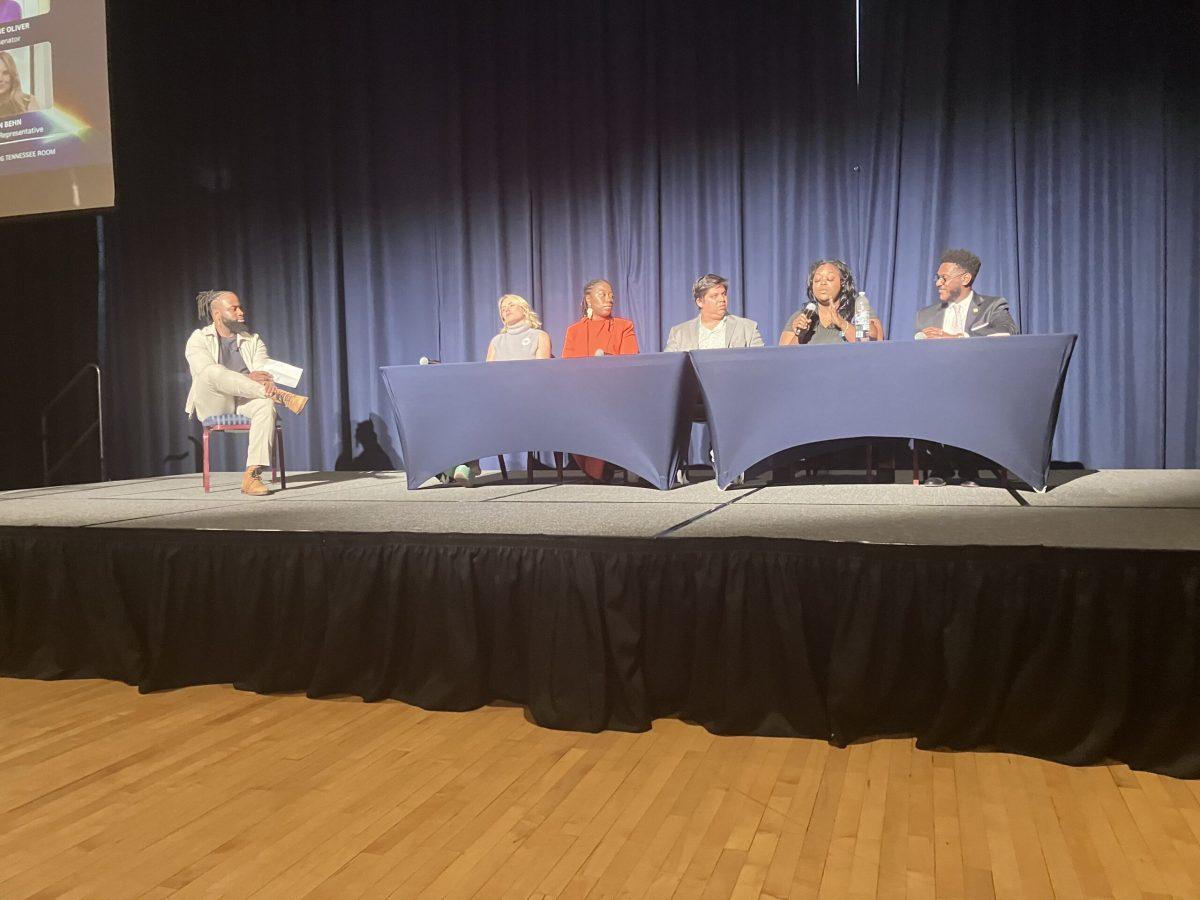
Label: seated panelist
xmin=562 ymin=279 xmax=639 ymax=358
xmin=486 ymin=293 xmax=552 ymax=361
xmin=562 ymin=279 xmax=639 ymax=482
xmin=452 ymin=294 xmax=550 ymax=486
xmin=781 ymin=259 xmax=883 ymax=345
xmin=914 ymin=248 xmax=1018 ymax=339
xmin=914 ymin=249 xmax=1019 ymax=487
xmin=664 ymin=273 xmax=764 ymax=351
xmin=663 ymin=273 xmax=760 ymax=487
xmin=184 ymin=290 xmax=308 ymax=496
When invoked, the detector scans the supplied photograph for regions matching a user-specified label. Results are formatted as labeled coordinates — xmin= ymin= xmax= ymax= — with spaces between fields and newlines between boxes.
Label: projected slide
xmin=0 ymin=0 xmax=114 ymax=219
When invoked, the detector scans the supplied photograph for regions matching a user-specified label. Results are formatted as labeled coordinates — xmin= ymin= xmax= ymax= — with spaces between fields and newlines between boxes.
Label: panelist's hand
xmin=793 ymin=312 xmax=813 ymax=332
xmin=920 ymin=327 xmax=964 ymax=340
xmin=249 ymin=371 xmax=278 ymax=396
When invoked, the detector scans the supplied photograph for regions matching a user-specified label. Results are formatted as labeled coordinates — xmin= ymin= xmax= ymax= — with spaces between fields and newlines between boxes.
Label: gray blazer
xmin=663 ymin=314 xmax=765 ymax=352
xmin=913 ymin=293 xmax=1018 ymax=338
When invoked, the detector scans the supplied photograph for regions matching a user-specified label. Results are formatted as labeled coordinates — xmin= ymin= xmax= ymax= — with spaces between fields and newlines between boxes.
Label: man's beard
xmin=221 ymin=316 xmax=250 ymax=334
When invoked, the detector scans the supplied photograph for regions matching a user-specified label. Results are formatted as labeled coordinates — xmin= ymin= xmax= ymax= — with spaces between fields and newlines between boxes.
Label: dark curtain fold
xmin=857 ymin=0 xmax=1200 ymax=467
xmin=1162 ymin=11 xmax=1200 ymax=468
xmin=3 ymin=528 xmax=1200 ymax=776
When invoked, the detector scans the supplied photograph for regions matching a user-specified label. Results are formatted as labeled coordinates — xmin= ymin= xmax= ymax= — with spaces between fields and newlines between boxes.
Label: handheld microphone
xmin=793 ymin=301 xmax=818 ymax=342
xmin=419 ymin=356 xmax=441 ymax=365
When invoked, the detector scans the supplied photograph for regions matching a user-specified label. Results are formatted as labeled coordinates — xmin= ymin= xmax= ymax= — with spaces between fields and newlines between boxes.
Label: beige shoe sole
xmin=273 ymin=391 xmax=309 ymax=415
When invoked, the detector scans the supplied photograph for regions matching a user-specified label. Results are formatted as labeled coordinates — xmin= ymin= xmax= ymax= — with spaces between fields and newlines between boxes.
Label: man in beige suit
xmin=662 ymin=273 xmax=761 ymax=486
xmin=185 ymin=290 xmax=307 ymax=496
xmin=663 ymin=273 xmax=765 ymax=351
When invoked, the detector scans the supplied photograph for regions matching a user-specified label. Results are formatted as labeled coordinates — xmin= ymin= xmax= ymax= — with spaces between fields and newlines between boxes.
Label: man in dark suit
xmin=914 ymin=249 xmax=1018 ymax=340
xmin=915 ymin=249 xmax=1019 ymax=485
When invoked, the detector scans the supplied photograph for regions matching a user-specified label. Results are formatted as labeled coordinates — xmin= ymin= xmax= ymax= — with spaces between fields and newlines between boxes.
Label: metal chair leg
xmin=202 ymin=427 xmax=212 ymax=492
xmin=276 ymin=423 xmax=286 ymax=489
xmin=498 ymin=455 xmax=509 ymax=481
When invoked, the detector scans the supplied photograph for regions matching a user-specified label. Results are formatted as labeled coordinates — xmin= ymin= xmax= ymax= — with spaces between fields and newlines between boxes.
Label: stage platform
xmin=1 ymin=467 xmax=1199 ymax=549
xmin=3 ymin=469 xmax=1200 ymax=777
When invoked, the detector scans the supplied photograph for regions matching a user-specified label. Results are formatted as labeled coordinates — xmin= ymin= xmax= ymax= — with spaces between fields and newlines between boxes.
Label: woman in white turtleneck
xmin=450 ymin=294 xmax=551 ymax=485
xmin=486 ymin=294 xmax=552 ymax=361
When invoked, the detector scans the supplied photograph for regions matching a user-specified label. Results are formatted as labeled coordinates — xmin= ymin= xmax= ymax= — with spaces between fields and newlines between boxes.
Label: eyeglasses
xmin=934 ymin=269 xmax=967 ymax=284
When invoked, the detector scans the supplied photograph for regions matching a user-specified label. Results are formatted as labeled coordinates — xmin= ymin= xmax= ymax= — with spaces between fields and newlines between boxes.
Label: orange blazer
xmin=561 ymin=316 xmax=640 ymax=358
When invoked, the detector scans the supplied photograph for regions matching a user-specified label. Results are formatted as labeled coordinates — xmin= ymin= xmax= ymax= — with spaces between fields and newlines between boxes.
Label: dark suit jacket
xmin=913 ymin=293 xmax=1018 ymax=338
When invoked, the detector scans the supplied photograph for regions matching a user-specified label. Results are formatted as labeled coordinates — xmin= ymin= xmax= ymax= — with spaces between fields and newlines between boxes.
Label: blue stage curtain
xmin=857 ymin=0 xmax=1200 ymax=468
xmin=100 ymin=0 xmax=1197 ymax=477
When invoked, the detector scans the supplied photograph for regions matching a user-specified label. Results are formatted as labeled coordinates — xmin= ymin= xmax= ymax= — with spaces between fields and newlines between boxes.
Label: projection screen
xmin=0 ymin=0 xmax=114 ymax=219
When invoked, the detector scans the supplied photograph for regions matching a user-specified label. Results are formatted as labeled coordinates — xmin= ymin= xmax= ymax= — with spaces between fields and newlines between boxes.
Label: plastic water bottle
xmin=853 ymin=292 xmax=871 ymax=342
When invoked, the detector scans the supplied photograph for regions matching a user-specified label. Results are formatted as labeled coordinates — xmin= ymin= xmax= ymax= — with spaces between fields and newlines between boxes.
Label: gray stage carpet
xmin=2 ymin=468 xmax=1199 ymax=550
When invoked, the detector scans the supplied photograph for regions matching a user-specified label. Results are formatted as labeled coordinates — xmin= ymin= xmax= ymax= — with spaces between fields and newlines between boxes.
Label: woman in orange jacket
xmin=561 ymin=279 xmax=640 ymax=481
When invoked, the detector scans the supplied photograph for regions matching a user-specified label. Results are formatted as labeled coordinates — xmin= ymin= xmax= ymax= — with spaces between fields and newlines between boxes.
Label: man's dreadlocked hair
xmin=196 ymin=290 xmax=230 ymax=323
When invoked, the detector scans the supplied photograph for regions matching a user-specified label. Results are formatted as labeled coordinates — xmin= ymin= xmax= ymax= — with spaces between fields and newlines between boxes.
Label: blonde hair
xmin=497 ymin=293 xmax=541 ymax=331
xmin=0 ymin=51 xmax=33 ymax=115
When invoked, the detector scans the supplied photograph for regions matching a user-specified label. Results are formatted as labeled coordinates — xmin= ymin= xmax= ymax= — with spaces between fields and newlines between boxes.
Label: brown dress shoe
xmin=241 ymin=466 xmax=270 ymax=495
xmin=272 ymin=389 xmax=308 ymax=414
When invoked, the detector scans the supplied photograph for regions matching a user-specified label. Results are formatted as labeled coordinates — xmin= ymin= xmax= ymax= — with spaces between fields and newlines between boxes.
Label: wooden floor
xmin=2 ymin=680 xmax=1199 ymax=899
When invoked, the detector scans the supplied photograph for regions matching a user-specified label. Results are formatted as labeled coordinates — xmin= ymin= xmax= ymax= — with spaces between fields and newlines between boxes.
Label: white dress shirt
xmin=941 ymin=291 xmax=975 ymax=336
xmin=697 ymin=316 xmax=728 ymax=349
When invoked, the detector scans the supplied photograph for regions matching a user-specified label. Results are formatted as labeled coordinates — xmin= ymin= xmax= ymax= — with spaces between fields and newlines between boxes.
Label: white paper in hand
xmin=262 ymin=358 xmax=303 ymax=388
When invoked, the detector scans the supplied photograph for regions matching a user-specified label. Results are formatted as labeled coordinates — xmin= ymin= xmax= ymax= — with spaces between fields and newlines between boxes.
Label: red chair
xmin=201 ymin=413 xmax=286 ymax=492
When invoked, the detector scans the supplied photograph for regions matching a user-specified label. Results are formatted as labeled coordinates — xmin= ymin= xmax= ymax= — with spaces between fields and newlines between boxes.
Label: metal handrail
xmin=41 ymin=363 xmax=105 ymax=485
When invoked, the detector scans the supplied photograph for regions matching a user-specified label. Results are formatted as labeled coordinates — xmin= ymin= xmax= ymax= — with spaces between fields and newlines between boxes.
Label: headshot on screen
xmin=0 ymin=43 xmax=52 ymax=116
xmin=0 ymin=0 xmax=51 ymax=25
xmin=0 ymin=0 xmax=109 ymax=221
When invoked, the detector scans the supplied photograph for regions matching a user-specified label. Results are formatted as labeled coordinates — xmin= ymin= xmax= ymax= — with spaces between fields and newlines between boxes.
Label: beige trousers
xmin=192 ymin=366 xmax=276 ymax=469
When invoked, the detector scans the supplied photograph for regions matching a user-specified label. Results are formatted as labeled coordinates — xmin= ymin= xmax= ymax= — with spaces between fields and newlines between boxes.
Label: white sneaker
xmin=453 ymin=464 xmax=476 ymax=486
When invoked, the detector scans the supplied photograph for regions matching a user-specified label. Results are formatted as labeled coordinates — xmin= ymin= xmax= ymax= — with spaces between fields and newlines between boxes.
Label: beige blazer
xmin=663 ymin=314 xmax=765 ymax=352
xmin=184 ymin=324 xmax=269 ymax=417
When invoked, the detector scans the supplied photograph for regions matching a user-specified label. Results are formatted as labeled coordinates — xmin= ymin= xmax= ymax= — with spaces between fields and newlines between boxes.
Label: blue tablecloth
xmin=380 ymin=353 xmax=694 ymax=490
xmin=689 ymin=334 xmax=1077 ymax=490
